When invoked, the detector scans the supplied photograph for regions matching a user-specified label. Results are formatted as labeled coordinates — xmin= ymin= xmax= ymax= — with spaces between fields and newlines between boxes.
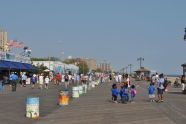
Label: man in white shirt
xmin=118 ymin=74 xmax=122 ymax=83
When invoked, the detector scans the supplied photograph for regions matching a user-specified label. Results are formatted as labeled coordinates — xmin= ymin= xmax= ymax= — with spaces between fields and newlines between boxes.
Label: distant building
xmin=134 ymin=67 xmax=151 ymax=77
xmin=81 ymin=58 xmax=97 ymax=71
xmin=32 ymin=60 xmax=79 ymax=74
xmin=98 ymin=61 xmax=112 ymax=73
xmin=0 ymin=30 xmax=8 ymax=51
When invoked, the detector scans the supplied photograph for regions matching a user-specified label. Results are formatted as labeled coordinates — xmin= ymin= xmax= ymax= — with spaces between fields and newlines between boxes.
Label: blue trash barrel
xmin=0 ymin=81 xmax=4 ymax=91
xmin=26 ymin=97 xmax=39 ymax=118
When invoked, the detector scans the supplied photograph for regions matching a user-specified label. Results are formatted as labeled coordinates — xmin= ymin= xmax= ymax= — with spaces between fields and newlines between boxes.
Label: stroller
xmin=173 ymin=78 xmax=181 ymax=88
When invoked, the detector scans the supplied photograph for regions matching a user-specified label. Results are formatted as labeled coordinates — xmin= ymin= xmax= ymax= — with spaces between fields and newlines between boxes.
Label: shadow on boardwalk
xmin=35 ymin=81 xmax=184 ymax=124
xmin=1 ymin=81 xmax=186 ymax=124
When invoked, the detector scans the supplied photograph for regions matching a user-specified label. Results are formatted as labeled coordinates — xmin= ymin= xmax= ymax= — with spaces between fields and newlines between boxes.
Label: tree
xmin=33 ymin=64 xmax=48 ymax=74
xmin=31 ymin=57 xmax=61 ymax=61
xmin=93 ymin=68 xmax=102 ymax=73
xmin=77 ymin=61 xmax=89 ymax=74
xmin=63 ymin=58 xmax=89 ymax=74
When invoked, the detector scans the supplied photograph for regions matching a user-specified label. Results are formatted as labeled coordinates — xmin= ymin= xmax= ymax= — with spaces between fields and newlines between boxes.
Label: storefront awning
xmin=0 ymin=61 xmax=36 ymax=70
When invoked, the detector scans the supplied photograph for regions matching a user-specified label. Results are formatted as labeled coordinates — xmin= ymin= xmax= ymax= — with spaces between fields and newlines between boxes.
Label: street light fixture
xmin=137 ymin=57 xmax=144 ymax=68
xmin=184 ymin=27 xmax=186 ymax=41
xmin=125 ymin=66 xmax=128 ymax=74
xmin=128 ymin=64 xmax=132 ymax=75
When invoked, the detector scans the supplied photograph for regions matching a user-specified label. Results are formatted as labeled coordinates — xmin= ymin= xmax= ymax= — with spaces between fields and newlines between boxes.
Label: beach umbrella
xmin=44 ymin=69 xmax=50 ymax=72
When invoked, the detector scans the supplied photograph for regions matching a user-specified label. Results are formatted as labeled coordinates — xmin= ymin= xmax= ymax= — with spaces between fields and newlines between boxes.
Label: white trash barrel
xmin=78 ymin=86 xmax=83 ymax=95
xmin=72 ymin=87 xmax=79 ymax=98
xmin=26 ymin=97 xmax=39 ymax=119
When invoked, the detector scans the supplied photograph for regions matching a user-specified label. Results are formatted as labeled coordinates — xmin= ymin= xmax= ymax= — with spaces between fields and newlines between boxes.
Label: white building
xmin=32 ymin=61 xmax=79 ymax=74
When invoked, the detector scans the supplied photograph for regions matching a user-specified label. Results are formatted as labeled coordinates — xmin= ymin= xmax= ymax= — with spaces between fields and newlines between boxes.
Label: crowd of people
xmin=110 ymin=73 xmax=136 ymax=104
xmin=0 ymin=71 xmax=106 ymax=92
xmin=148 ymin=73 xmax=168 ymax=103
xmin=110 ymin=72 xmax=186 ymax=104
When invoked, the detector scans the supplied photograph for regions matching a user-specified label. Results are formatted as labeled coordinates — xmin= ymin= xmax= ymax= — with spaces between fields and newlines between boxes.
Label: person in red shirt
xmin=55 ymin=73 xmax=61 ymax=85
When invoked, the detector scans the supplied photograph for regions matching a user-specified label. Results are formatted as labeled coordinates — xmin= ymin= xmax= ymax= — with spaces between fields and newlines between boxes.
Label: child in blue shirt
xmin=148 ymin=83 xmax=156 ymax=102
xmin=112 ymin=84 xmax=119 ymax=103
xmin=120 ymin=83 xmax=129 ymax=104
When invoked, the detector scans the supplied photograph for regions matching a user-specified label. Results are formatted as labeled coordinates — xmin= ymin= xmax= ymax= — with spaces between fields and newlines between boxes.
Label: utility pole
xmin=128 ymin=64 xmax=132 ymax=75
xmin=184 ymin=27 xmax=186 ymax=41
xmin=83 ymin=61 xmax=84 ymax=74
xmin=137 ymin=57 xmax=144 ymax=68
xmin=125 ymin=66 xmax=128 ymax=74
xmin=49 ymin=56 xmax=51 ymax=70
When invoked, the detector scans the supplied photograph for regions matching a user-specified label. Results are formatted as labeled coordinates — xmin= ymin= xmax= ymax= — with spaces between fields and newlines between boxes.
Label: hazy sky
xmin=0 ymin=0 xmax=186 ymax=74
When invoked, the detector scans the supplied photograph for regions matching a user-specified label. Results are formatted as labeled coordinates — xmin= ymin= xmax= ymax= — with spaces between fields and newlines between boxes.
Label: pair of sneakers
xmin=150 ymin=100 xmax=155 ymax=102
xmin=113 ymin=101 xmax=118 ymax=104
xmin=157 ymin=100 xmax=164 ymax=103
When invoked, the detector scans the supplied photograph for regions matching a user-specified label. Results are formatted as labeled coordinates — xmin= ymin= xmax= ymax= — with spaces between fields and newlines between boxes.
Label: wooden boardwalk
xmin=35 ymin=81 xmax=185 ymax=124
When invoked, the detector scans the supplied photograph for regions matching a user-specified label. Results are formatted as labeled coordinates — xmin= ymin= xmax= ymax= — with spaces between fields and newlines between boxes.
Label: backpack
xmin=163 ymin=81 xmax=168 ymax=88
xmin=133 ymin=89 xmax=137 ymax=95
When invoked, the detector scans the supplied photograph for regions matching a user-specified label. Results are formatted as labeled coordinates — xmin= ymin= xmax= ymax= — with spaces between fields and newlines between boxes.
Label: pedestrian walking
xmin=181 ymin=75 xmax=185 ymax=93
xmin=109 ymin=73 xmax=112 ymax=82
xmin=118 ymin=74 xmax=122 ymax=83
xmin=64 ymin=74 xmax=69 ymax=90
xmin=45 ymin=76 xmax=50 ymax=89
xmin=76 ymin=74 xmax=80 ymax=86
xmin=115 ymin=74 xmax=119 ymax=83
xmin=21 ymin=73 xmax=27 ymax=87
xmin=10 ymin=72 xmax=18 ymax=92
xmin=126 ymin=74 xmax=131 ymax=88
xmin=130 ymin=85 xmax=136 ymax=103
xmin=31 ymin=74 xmax=37 ymax=89
xmin=39 ymin=74 xmax=44 ymax=89
xmin=157 ymin=74 xmax=165 ymax=102
xmin=151 ymin=74 xmax=156 ymax=84
xmin=148 ymin=83 xmax=156 ymax=102
xmin=55 ymin=73 xmax=61 ymax=85
xmin=111 ymin=84 xmax=119 ymax=103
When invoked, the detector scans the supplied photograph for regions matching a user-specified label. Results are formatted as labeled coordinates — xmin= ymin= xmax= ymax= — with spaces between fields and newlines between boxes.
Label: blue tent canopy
xmin=2 ymin=61 xmax=18 ymax=69
xmin=23 ymin=63 xmax=36 ymax=70
xmin=0 ymin=61 xmax=36 ymax=70
xmin=0 ymin=61 xmax=9 ymax=69
xmin=12 ymin=62 xmax=28 ymax=70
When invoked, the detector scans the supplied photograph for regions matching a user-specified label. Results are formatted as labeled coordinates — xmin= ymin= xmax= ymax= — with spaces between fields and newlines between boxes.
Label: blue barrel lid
xmin=26 ymin=97 xmax=39 ymax=104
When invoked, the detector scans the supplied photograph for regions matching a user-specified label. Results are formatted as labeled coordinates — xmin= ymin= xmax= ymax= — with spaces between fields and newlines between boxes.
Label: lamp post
xmin=128 ymin=64 xmax=132 ymax=75
xmin=60 ymin=51 xmax=64 ymax=73
xmin=125 ymin=66 xmax=128 ymax=74
xmin=49 ymin=56 xmax=51 ymax=70
xmin=184 ymin=27 xmax=186 ymax=41
xmin=183 ymin=28 xmax=186 ymax=76
xmin=137 ymin=57 xmax=144 ymax=68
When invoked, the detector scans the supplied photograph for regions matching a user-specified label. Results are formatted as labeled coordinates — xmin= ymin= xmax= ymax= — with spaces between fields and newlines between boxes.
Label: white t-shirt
xmin=157 ymin=78 xmax=165 ymax=89
xmin=68 ymin=75 xmax=72 ymax=80
xmin=39 ymin=76 xmax=44 ymax=84
xmin=45 ymin=78 xmax=50 ymax=84
xmin=118 ymin=75 xmax=122 ymax=80
xmin=152 ymin=76 xmax=156 ymax=82
xmin=115 ymin=75 xmax=119 ymax=82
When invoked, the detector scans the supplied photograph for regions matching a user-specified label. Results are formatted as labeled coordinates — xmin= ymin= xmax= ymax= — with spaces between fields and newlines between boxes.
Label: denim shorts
xmin=158 ymin=89 xmax=164 ymax=95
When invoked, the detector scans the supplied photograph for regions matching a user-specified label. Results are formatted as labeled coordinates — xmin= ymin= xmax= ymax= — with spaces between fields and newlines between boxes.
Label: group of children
xmin=111 ymin=83 xmax=137 ymax=104
xmin=111 ymin=82 xmax=162 ymax=104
